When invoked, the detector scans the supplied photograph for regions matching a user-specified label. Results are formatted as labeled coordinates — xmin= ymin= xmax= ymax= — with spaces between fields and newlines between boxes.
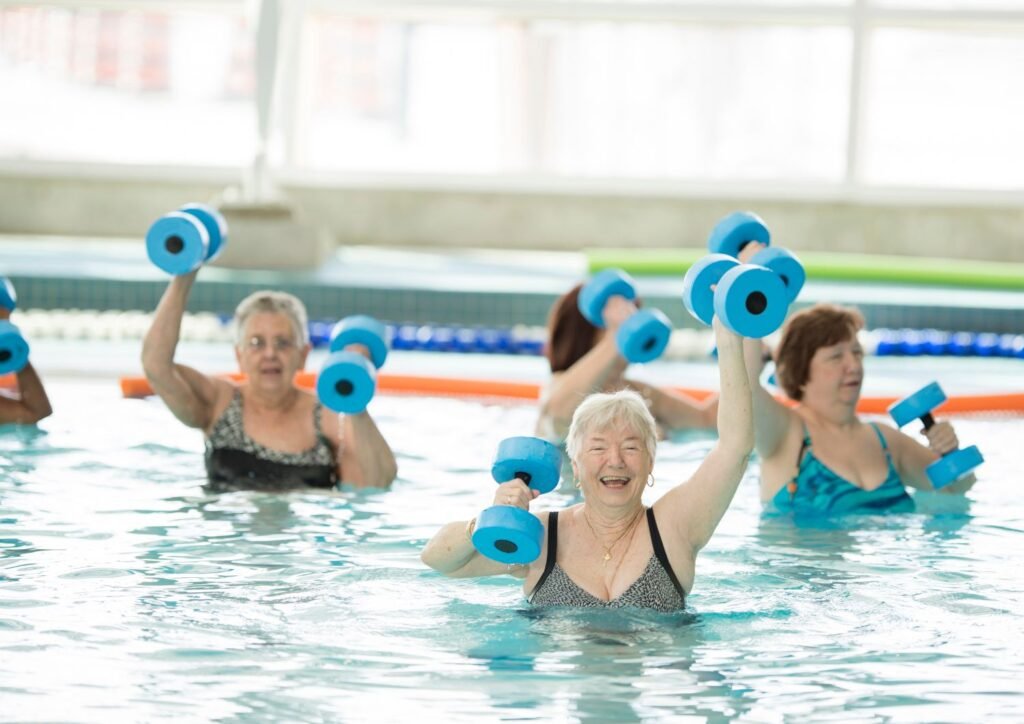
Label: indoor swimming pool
xmin=1 ymin=350 xmax=1022 ymax=721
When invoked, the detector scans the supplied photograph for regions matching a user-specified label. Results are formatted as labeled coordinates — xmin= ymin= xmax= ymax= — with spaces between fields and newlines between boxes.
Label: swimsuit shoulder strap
xmin=646 ymin=508 xmax=686 ymax=601
xmin=529 ymin=511 xmax=559 ymax=601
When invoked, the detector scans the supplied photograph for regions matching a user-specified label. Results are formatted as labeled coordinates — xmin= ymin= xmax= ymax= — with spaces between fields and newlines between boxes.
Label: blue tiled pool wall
xmin=9 ymin=274 xmax=1024 ymax=343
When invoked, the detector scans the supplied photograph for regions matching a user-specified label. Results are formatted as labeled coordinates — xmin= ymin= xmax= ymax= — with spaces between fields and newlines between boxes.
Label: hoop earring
xmin=574 ymin=478 xmax=581 ymax=489
xmin=647 ymin=474 xmax=655 ymax=488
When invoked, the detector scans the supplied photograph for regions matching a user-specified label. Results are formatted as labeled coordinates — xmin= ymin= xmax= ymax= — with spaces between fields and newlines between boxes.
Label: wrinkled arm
xmin=141 ymin=273 xmax=226 ymax=429
xmin=0 ymin=362 xmax=53 ymax=424
xmin=661 ymin=321 xmax=754 ymax=552
xmin=337 ymin=410 xmax=398 ymax=488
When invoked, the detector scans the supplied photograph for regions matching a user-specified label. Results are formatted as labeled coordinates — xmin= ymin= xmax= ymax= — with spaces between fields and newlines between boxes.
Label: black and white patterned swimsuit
xmin=528 ymin=509 xmax=687 ymax=613
xmin=204 ymin=389 xmax=338 ymax=491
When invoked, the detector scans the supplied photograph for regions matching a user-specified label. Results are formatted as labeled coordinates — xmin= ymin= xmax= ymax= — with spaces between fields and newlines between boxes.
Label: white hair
xmin=565 ymin=389 xmax=657 ymax=464
xmin=233 ymin=290 xmax=310 ymax=346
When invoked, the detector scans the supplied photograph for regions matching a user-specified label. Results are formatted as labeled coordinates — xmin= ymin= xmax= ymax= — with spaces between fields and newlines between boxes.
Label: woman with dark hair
xmin=536 ymin=283 xmax=717 ymax=442
xmin=743 ymin=302 xmax=977 ymax=515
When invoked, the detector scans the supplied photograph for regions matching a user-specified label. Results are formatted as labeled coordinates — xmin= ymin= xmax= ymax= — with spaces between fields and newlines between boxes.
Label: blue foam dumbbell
xmin=145 ymin=203 xmax=229 ymax=275
xmin=316 ymin=315 xmax=390 ymax=414
xmin=707 ymin=211 xmax=771 ymax=257
xmin=749 ymin=247 xmax=806 ymax=304
xmin=577 ymin=269 xmax=672 ymax=364
xmin=0 ymin=321 xmax=29 ymax=375
xmin=682 ymin=254 xmax=788 ymax=338
xmin=472 ymin=436 xmax=562 ymax=565
xmin=887 ymin=382 xmax=984 ymax=488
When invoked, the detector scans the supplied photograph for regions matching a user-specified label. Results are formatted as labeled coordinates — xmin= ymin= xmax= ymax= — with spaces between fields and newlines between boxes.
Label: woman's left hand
xmin=923 ymin=420 xmax=959 ymax=456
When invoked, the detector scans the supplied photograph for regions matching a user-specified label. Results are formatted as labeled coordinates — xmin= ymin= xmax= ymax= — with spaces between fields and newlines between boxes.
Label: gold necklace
xmin=582 ymin=506 xmax=644 ymax=565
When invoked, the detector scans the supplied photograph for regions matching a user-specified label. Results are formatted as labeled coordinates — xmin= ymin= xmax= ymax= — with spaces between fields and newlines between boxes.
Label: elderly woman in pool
xmin=536 ymin=283 xmax=718 ymax=442
xmin=422 ymin=318 xmax=751 ymax=612
xmin=142 ymin=271 xmax=396 ymax=491
xmin=743 ymin=302 xmax=976 ymax=515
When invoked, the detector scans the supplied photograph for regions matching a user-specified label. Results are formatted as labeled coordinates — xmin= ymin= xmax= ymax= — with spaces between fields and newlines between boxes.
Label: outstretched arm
xmin=660 ymin=319 xmax=754 ymax=552
xmin=628 ymin=380 xmax=718 ymax=429
xmin=0 ymin=362 xmax=53 ymax=424
xmin=421 ymin=479 xmax=538 ymax=578
xmin=141 ymin=273 xmax=229 ymax=430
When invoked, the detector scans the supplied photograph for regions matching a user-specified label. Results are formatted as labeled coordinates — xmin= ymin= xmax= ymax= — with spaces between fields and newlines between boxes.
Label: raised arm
xmin=141 ymin=273 xmax=229 ymax=430
xmin=660 ymin=319 xmax=754 ymax=552
xmin=326 ymin=409 xmax=398 ymax=488
xmin=629 ymin=380 xmax=718 ymax=429
xmin=742 ymin=336 xmax=797 ymax=460
xmin=0 ymin=362 xmax=53 ymax=425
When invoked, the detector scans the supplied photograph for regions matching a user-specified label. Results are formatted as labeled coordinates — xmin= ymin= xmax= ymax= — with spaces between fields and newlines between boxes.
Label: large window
xmin=0 ymin=4 xmax=254 ymax=166
xmin=1 ymin=1 xmax=1022 ymax=191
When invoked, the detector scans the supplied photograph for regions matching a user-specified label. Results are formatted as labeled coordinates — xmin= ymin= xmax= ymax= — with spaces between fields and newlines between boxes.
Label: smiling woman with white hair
xmin=142 ymin=272 xmax=396 ymax=491
xmin=422 ymin=318 xmax=753 ymax=612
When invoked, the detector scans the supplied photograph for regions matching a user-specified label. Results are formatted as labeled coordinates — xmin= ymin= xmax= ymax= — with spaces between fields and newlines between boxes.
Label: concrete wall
xmin=1 ymin=172 xmax=1021 ymax=265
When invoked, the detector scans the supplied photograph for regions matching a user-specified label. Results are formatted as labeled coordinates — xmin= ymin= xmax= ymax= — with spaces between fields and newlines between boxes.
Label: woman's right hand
xmin=602 ymin=295 xmax=634 ymax=332
xmin=737 ymin=241 xmax=768 ymax=264
xmin=493 ymin=479 xmax=539 ymax=509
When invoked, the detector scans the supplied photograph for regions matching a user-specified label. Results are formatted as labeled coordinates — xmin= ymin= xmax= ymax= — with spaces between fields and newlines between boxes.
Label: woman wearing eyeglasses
xmin=141 ymin=272 xmax=396 ymax=491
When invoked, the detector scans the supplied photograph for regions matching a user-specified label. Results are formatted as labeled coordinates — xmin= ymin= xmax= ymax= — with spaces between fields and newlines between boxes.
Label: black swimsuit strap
xmin=647 ymin=508 xmax=687 ymax=602
xmin=529 ymin=511 xmax=559 ymax=602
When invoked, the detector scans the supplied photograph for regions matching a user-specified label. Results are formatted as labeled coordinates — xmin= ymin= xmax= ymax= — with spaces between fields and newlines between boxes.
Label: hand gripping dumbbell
xmin=0 ymin=277 xmax=29 ymax=375
xmin=577 ymin=269 xmax=673 ymax=364
xmin=472 ymin=436 xmax=562 ymax=564
xmin=682 ymin=254 xmax=788 ymax=338
xmin=887 ymin=382 xmax=984 ymax=488
xmin=145 ymin=203 xmax=229 ymax=275
xmin=708 ymin=211 xmax=805 ymax=304
xmin=316 ymin=315 xmax=389 ymax=414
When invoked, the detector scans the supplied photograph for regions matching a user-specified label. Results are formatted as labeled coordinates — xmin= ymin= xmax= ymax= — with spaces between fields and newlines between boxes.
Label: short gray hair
xmin=233 ymin=290 xmax=310 ymax=347
xmin=565 ymin=389 xmax=657 ymax=464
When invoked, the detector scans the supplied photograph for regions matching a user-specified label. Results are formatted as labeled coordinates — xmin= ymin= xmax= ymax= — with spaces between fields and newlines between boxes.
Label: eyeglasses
xmin=244 ymin=336 xmax=297 ymax=353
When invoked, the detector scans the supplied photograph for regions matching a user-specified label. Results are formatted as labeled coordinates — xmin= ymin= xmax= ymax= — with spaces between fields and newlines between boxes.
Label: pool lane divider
xmin=112 ymin=372 xmax=1024 ymax=414
xmin=587 ymin=248 xmax=1024 ymax=291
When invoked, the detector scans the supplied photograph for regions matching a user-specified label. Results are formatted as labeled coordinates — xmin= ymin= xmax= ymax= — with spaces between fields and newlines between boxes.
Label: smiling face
xmin=572 ymin=421 xmax=653 ymax=510
xmin=234 ymin=311 xmax=310 ymax=392
xmin=802 ymin=337 xmax=865 ymax=407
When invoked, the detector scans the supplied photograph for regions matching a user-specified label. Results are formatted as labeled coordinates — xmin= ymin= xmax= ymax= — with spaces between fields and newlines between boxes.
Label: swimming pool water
xmin=2 ymin=377 xmax=1023 ymax=721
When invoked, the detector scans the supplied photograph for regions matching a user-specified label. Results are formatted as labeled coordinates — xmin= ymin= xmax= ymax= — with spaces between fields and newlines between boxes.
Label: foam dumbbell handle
xmin=316 ymin=351 xmax=377 ymax=414
xmin=750 ymin=247 xmax=806 ymax=304
xmin=491 ymin=436 xmax=562 ymax=494
xmin=616 ymin=307 xmax=672 ymax=363
xmin=0 ymin=277 xmax=16 ymax=312
xmin=179 ymin=203 xmax=228 ymax=263
xmin=578 ymin=269 xmax=637 ymax=328
xmin=707 ymin=211 xmax=771 ymax=257
xmin=472 ymin=506 xmax=545 ymax=564
xmin=329 ymin=315 xmax=389 ymax=369
xmin=714 ymin=265 xmax=789 ymax=339
xmin=0 ymin=321 xmax=30 ymax=375
xmin=145 ymin=211 xmax=211 ymax=275
xmin=887 ymin=382 xmax=946 ymax=429
xmin=682 ymin=254 xmax=740 ymax=326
